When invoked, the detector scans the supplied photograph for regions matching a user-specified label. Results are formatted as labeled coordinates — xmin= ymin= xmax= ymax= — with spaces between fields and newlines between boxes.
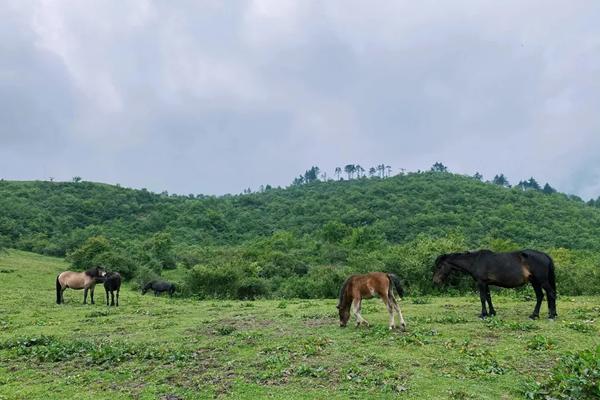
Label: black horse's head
xmin=141 ymin=281 xmax=153 ymax=295
xmin=86 ymin=266 xmax=107 ymax=279
xmin=433 ymin=254 xmax=453 ymax=285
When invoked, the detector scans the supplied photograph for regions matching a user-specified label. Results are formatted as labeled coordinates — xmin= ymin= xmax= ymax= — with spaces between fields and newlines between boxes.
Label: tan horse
xmin=337 ymin=272 xmax=406 ymax=330
xmin=56 ymin=267 xmax=106 ymax=304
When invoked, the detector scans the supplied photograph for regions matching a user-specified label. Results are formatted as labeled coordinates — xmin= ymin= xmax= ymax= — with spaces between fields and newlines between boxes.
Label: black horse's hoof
xmin=529 ymin=314 xmax=539 ymax=320
xmin=479 ymin=314 xmax=488 ymax=319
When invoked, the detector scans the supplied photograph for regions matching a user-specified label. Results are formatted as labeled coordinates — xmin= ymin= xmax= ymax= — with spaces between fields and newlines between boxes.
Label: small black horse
xmin=104 ymin=272 xmax=121 ymax=306
xmin=433 ymin=249 xmax=557 ymax=319
xmin=142 ymin=280 xmax=176 ymax=297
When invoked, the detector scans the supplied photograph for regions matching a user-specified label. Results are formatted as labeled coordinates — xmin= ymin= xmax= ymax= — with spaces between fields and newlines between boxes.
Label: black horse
xmin=142 ymin=280 xmax=176 ymax=297
xmin=433 ymin=249 xmax=557 ymax=319
xmin=104 ymin=272 xmax=121 ymax=306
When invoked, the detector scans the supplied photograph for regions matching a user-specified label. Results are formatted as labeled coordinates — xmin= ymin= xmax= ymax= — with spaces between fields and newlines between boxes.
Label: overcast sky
xmin=1 ymin=1 xmax=599 ymax=198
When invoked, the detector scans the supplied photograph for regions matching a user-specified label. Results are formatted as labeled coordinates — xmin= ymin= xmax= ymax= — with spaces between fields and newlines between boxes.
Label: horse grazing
xmin=142 ymin=280 xmax=176 ymax=297
xmin=433 ymin=249 xmax=557 ymax=319
xmin=56 ymin=267 xmax=106 ymax=305
xmin=337 ymin=272 xmax=406 ymax=330
xmin=104 ymin=272 xmax=121 ymax=306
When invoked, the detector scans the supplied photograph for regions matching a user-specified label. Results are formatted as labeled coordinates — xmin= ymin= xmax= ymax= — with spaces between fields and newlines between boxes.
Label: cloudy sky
xmin=1 ymin=1 xmax=599 ymax=198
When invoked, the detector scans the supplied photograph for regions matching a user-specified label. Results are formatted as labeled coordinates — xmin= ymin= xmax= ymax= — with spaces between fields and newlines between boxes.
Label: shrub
xmin=525 ymin=346 xmax=600 ymax=399
xmin=186 ymin=264 xmax=240 ymax=299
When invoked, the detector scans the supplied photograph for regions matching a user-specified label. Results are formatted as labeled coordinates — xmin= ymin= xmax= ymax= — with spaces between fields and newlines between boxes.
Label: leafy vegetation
xmin=1 ymin=169 xmax=600 ymax=299
xmin=0 ymin=250 xmax=598 ymax=399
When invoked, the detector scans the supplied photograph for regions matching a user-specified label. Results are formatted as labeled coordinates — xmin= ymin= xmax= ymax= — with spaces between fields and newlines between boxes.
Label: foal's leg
xmin=389 ymin=294 xmax=406 ymax=330
xmin=477 ymin=282 xmax=488 ymax=318
xmin=381 ymin=295 xmax=395 ymax=330
xmin=90 ymin=287 xmax=95 ymax=304
xmin=352 ymin=298 xmax=368 ymax=326
xmin=485 ymin=286 xmax=496 ymax=316
xmin=529 ymin=282 xmax=544 ymax=319
xmin=83 ymin=288 xmax=88 ymax=304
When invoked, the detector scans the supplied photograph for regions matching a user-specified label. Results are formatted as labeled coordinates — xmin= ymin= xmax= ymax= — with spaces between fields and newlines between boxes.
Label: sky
xmin=1 ymin=1 xmax=600 ymax=199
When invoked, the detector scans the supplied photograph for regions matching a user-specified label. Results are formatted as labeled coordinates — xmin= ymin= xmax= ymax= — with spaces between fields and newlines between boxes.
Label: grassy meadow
xmin=0 ymin=250 xmax=598 ymax=399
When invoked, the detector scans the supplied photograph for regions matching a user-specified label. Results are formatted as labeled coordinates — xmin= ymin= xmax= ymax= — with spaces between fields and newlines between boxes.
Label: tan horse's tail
xmin=56 ymin=275 xmax=62 ymax=304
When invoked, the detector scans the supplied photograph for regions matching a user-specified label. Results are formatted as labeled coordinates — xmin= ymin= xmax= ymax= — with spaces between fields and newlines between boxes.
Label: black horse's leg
xmin=529 ymin=282 xmax=544 ymax=319
xmin=111 ymin=291 xmax=115 ymax=306
xmin=542 ymin=283 xmax=557 ymax=319
xmin=154 ymin=290 xmax=158 ymax=297
xmin=477 ymin=282 xmax=488 ymax=318
xmin=106 ymin=289 xmax=109 ymax=306
xmin=83 ymin=288 xmax=88 ymax=304
xmin=90 ymin=287 xmax=95 ymax=304
xmin=485 ymin=286 xmax=496 ymax=316
xmin=116 ymin=290 xmax=119 ymax=307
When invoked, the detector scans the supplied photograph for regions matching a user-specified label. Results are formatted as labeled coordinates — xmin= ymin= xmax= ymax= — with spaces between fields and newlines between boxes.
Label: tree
xmin=430 ymin=162 xmax=448 ymax=173
xmin=543 ymin=183 xmax=557 ymax=194
xmin=355 ymin=165 xmax=365 ymax=178
xmin=368 ymin=167 xmax=377 ymax=178
xmin=292 ymin=176 xmax=304 ymax=186
xmin=72 ymin=176 xmax=82 ymax=183
xmin=492 ymin=174 xmax=510 ymax=187
xmin=386 ymin=165 xmax=392 ymax=177
xmin=344 ymin=164 xmax=356 ymax=180
xmin=334 ymin=167 xmax=342 ymax=180
xmin=303 ymin=166 xmax=320 ymax=183
xmin=473 ymin=172 xmax=483 ymax=181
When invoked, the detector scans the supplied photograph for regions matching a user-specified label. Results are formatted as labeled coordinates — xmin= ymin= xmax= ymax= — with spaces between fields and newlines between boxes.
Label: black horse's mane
xmin=85 ymin=266 xmax=101 ymax=276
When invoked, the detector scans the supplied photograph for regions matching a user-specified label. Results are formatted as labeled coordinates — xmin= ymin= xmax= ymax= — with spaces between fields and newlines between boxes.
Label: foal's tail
xmin=55 ymin=275 xmax=61 ymax=304
xmin=387 ymin=273 xmax=404 ymax=299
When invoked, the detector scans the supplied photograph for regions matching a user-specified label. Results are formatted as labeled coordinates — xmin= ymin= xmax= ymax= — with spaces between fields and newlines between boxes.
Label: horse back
xmin=58 ymin=271 xmax=95 ymax=289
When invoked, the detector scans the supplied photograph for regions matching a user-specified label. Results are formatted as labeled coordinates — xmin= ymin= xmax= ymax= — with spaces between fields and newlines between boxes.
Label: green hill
xmin=1 ymin=172 xmax=599 ymax=297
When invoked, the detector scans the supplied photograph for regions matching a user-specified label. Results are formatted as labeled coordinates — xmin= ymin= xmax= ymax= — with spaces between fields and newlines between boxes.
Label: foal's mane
xmin=337 ymin=276 xmax=353 ymax=308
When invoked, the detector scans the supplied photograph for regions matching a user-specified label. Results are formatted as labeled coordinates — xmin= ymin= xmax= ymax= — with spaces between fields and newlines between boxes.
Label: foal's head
xmin=336 ymin=278 xmax=352 ymax=327
xmin=336 ymin=302 xmax=351 ymax=328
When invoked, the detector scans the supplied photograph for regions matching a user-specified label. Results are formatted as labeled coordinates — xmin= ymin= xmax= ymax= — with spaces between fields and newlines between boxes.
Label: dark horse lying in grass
xmin=433 ymin=249 xmax=557 ymax=319
xmin=104 ymin=272 xmax=121 ymax=307
xmin=337 ymin=272 xmax=405 ymax=330
xmin=56 ymin=267 xmax=106 ymax=304
xmin=142 ymin=280 xmax=176 ymax=297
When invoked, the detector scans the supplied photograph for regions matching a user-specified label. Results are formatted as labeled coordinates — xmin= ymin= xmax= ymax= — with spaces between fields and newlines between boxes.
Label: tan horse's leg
xmin=352 ymin=298 xmax=368 ymax=327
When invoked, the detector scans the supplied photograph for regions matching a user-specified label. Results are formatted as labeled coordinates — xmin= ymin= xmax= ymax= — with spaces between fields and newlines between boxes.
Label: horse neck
xmin=450 ymin=258 xmax=477 ymax=276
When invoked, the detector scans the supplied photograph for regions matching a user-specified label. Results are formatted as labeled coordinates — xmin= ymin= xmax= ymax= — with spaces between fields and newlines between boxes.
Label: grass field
xmin=0 ymin=250 xmax=598 ymax=399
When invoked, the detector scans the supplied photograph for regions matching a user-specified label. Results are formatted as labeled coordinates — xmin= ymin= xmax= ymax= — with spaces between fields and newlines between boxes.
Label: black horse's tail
xmin=548 ymin=255 xmax=557 ymax=294
xmin=387 ymin=273 xmax=404 ymax=299
xmin=56 ymin=275 xmax=62 ymax=304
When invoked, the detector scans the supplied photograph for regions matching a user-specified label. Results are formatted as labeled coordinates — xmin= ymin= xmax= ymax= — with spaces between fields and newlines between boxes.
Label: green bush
xmin=526 ymin=346 xmax=600 ymax=399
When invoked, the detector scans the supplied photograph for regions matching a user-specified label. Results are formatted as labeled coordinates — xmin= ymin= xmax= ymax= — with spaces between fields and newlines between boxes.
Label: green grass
xmin=1 ymin=250 xmax=598 ymax=399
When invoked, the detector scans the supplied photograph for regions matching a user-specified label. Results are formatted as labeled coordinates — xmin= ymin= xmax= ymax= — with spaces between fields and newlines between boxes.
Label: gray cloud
xmin=1 ymin=0 xmax=599 ymax=198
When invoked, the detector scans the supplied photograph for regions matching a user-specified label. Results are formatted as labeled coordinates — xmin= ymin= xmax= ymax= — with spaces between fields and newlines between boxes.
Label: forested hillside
xmin=1 ymin=171 xmax=599 ymax=298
